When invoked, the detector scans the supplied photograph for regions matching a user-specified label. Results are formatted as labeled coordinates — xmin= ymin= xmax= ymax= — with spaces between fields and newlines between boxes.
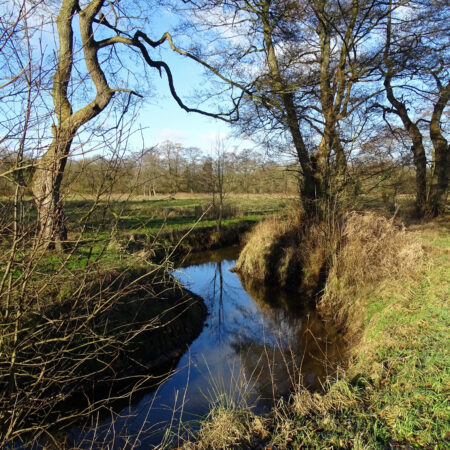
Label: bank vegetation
xmin=187 ymin=211 xmax=448 ymax=448
xmin=0 ymin=0 xmax=448 ymax=447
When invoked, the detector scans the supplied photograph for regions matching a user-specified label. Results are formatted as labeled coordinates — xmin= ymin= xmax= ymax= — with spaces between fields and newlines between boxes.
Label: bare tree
xmin=22 ymin=0 xmax=242 ymax=250
xmin=177 ymin=0 xmax=391 ymax=217
xmin=378 ymin=0 xmax=449 ymax=216
xmin=0 ymin=3 xmax=214 ymax=445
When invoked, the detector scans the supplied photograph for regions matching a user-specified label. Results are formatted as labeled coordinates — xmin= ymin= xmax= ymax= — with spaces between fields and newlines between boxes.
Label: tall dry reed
xmin=320 ymin=211 xmax=423 ymax=334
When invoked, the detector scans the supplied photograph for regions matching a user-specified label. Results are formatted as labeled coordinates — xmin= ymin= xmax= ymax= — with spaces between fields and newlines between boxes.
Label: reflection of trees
xmin=207 ymin=259 xmax=245 ymax=343
xmin=233 ymin=274 xmax=345 ymax=398
xmin=176 ymin=252 xmax=345 ymax=404
xmin=212 ymin=260 xmax=224 ymax=341
xmin=178 ymin=250 xmax=244 ymax=343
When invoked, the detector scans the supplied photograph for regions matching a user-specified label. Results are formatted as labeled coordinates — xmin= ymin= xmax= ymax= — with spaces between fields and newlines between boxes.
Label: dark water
xmin=70 ymin=246 xmax=343 ymax=448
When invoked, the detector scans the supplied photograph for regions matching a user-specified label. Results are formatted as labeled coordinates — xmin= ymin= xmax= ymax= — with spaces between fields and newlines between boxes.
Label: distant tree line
xmin=63 ymin=142 xmax=298 ymax=197
xmin=1 ymin=137 xmax=418 ymax=204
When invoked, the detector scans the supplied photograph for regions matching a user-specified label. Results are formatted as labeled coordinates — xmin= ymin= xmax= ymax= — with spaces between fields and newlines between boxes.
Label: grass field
xmin=62 ymin=193 xmax=298 ymax=235
xmin=0 ymin=194 xmax=298 ymax=278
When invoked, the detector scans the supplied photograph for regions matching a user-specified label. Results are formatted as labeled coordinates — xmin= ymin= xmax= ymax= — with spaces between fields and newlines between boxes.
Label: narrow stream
xmin=70 ymin=246 xmax=343 ymax=448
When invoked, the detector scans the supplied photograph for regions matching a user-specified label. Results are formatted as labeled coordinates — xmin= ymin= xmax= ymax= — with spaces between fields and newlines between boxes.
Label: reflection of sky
xmin=175 ymin=259 xmax=262 ymax=341
xmin=71 ymin=249 xmax=337 ymax=448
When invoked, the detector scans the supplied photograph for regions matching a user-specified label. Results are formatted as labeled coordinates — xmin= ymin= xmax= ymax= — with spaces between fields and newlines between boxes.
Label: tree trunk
xmin=261 ymin=1 xmax=319 ymax=215
xmin=32 ymin=136 xmax=72 ymax=250
xmin=384 ymin=6 xmax=427 ymax=217
xmin=428 ymin=83 xmax=449 ymax=216
xmin=384 ymin=77 xmax=427 ymax=216
xmin=30 ymin=0 xmax=115 ymax=249
xmin=428 ymin=137 xmax=448 ymax=216
xmin=333 ymin=130 xmax=347 ymax=178
xmin=315 ymin=0 xmax=353 ymax=208
xmin=216 ymin=201 xmax=223 ymax=233
xmin=30 ymin=0 xmax=76 ymax=250
xmin=411 ymin=138 xmax=427 ymax=215
xmin=282 ymin=92 xmax=320 ymax=210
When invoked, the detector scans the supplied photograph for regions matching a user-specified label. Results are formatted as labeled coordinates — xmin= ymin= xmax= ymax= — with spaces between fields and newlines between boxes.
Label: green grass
xmin=277 ymin=221 xmax=449 ymax=448
xmin=294 ymin=222 xmax=449 ymax=447
xmin=66 ymin=194 xmax=295 ymax=233
xmin=1 ymin=195 xmax=295 ymax=285
xmin=357 ymin=225 xmax=449 ymax=445
xmin=190 ymin=218 xmax=450 ymax=448
xmin=1 ymin=194 xmax=296 ymax=235
xmin=10 ymin=194 xmax=292 ymax=246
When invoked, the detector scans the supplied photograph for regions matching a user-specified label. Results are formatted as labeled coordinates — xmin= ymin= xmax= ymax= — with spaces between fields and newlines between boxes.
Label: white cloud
xmin=157 ymin=128 xmax=191 ymax=144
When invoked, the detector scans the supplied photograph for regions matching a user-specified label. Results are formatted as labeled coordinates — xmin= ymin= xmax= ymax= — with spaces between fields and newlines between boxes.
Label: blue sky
xmin=125 ymin=7 xmax=254 ymax=154
xmin=11 ymin=2 xmax=256 ymax=158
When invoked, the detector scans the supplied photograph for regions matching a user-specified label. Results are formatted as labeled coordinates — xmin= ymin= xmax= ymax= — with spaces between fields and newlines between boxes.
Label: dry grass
xmin=335 ymin=211 xmax=422 ymax=283
xmin=234 ymin=215 xmax=329 ymax=292
xmin=184 ymin=408 xmax=257 ymax=449
xmin=183 ymin=213 xmax=448 ymax=449
xmin=233 ymin=215 xmax=301 ymax=283
xmin=320 ymin=211 xmax=423 ymax=336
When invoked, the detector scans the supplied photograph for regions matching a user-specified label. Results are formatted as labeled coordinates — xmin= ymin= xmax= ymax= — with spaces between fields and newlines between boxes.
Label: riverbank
xmin=0 ymin=256 xmax=207 ymax=446
xmin=2 ymin=195 xmax=288 ymax=445
xmin=187 ymin=214 xmax=449 ymax=448
xmin=123 ymin=220 xmax=255 ymax=260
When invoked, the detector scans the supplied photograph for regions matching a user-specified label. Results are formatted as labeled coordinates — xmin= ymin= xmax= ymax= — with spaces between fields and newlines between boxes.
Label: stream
xmin=69 ymin=246 xmax=343 ymax=448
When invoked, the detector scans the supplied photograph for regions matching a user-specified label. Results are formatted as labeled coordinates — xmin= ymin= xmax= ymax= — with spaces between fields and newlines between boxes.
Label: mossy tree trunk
xmin=260 ymin=0 xmax=369 ymax=217
xmin=383 ymin=75 xmax=428 ymax=216
xmin=315 ymin=0 xmax=359 ymax=190
xmin=32 ymin=135 xmax=72 ymax=250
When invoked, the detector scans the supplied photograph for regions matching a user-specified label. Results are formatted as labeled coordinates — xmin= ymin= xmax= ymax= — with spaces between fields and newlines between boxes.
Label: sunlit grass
xmin=0 ymin=194 xmax=294 ymax=278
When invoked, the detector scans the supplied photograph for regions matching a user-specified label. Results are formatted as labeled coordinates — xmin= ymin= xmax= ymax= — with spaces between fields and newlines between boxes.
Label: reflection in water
xmin=233 ymin=275 xmax=344 ymax=399
xmin=70 ymin=246 xmax=344 ymax=448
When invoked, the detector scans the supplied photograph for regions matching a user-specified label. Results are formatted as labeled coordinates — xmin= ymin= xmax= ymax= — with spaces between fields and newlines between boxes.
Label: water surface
xmin=71 ymin=246 xmax=343 ymax=447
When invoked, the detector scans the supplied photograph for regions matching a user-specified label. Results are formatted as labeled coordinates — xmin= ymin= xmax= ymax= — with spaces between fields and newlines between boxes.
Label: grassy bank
xmin=188 ymin=214 xmax=449 ymax=448
xmin=67 ymin=193 xmax=296 ymax=250
xmin=233 ymin=214 xmax=330 ymax=295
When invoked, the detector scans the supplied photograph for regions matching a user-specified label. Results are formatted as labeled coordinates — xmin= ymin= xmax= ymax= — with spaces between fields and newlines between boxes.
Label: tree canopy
xmin=0 ymin=0 xmax=448 ymax=249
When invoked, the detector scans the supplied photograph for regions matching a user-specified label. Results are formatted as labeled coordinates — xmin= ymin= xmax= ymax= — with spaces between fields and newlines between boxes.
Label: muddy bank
xmin=31 ymin=266 xmax=207 ymax=378
xmin=93 ymin=268 xmax=208 ymax=379
xmin=121 ymin=220 xmax=255 ymax=260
